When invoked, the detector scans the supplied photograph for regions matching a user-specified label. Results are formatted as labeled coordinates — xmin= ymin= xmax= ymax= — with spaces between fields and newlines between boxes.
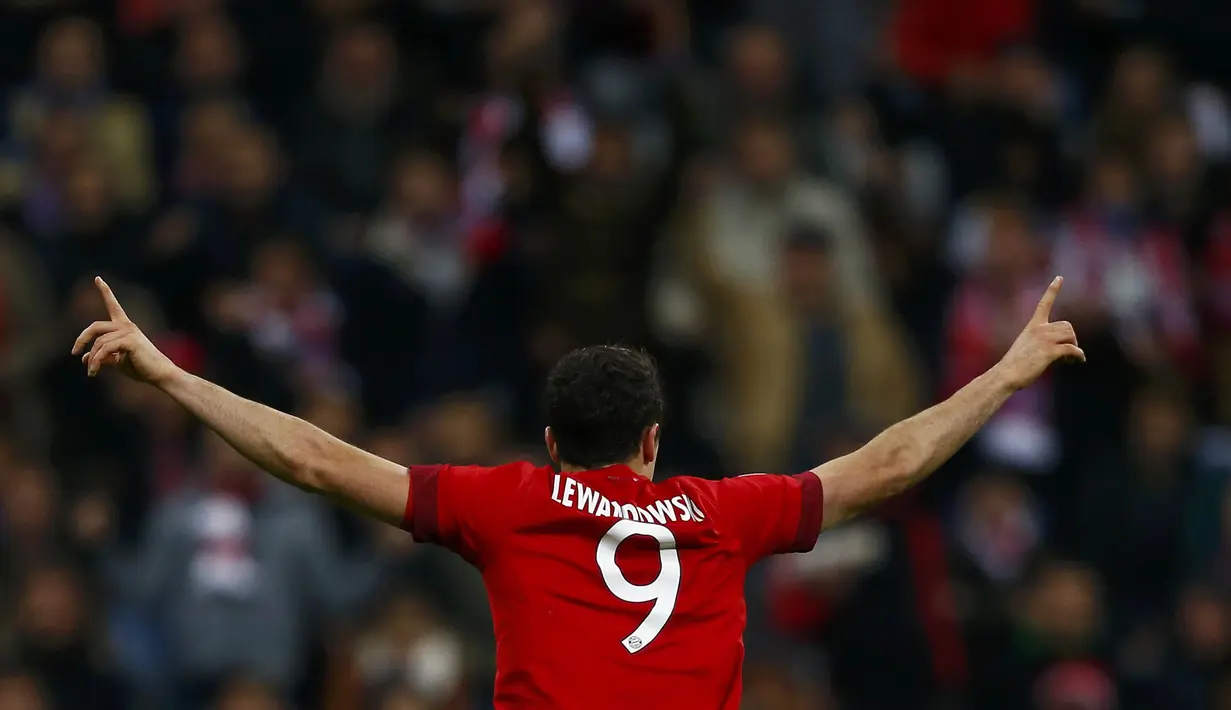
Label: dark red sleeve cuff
xmin=788 ymin=472 xmax=824 ymax=553
xmin=403 ymin=465 xmax=442 ymax=543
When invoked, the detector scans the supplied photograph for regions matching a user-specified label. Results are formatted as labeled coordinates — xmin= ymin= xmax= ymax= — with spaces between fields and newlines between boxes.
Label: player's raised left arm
xmin=72 ymin=277 xmax=410 ymax=526
xmin=812 ymin=277 xmax=1083 ymax=529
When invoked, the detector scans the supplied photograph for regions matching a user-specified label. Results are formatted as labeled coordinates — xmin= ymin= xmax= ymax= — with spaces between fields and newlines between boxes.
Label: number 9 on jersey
xmin=596 ymin=520 xmax=681 ymax=654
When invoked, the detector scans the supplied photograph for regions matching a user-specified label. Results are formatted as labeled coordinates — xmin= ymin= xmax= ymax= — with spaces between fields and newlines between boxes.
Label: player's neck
xmin=560 ymin=459 xmax=653 ymax=480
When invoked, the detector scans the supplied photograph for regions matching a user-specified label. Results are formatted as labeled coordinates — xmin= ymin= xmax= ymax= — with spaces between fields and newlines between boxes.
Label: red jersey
xmin=401 ymin=462 xmax=824 ymax=710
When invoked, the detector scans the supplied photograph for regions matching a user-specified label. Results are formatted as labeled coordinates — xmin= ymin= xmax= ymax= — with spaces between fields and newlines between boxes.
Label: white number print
xmin=596 ymin=520 xmax=680 ymax=654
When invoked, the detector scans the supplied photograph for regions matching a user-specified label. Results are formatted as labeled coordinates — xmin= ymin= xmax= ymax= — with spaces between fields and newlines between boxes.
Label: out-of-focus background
xmin=5 ymin=0 xmax=1231 ymax=708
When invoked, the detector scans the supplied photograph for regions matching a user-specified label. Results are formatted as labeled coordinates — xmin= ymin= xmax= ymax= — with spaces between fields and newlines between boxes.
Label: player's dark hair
xmin=545 ymin=345 xmax=664 ymax=470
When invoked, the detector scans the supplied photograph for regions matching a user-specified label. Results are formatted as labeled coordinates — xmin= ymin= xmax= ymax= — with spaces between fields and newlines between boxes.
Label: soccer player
xmin=73 ymin=275 xmax=1082 ymax=709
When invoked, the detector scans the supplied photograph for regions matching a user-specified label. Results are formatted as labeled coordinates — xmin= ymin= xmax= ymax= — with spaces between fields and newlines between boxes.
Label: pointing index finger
xmin=1032 ymin=276 xmax=1063 ymax=325
xmin=95 ymin=277 xmax=129 ymax=322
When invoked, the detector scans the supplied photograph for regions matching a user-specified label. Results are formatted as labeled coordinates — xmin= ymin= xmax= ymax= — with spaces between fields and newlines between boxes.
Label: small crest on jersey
xmin=626 ymin=636 xmax=644 ymax=651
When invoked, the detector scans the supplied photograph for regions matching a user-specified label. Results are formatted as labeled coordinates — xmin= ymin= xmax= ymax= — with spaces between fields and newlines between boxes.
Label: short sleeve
xmin=710 ymin=473 xmax=823 ymax=562
xmin=401 ymin=464 xmax=505 ymax=566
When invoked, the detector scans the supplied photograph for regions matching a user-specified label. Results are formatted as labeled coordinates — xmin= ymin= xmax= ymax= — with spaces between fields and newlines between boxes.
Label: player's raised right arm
xmin=811 ymin=277 xmax=1084 ymax=529
xmin=72 ymin=277 xmax=410 ymax=526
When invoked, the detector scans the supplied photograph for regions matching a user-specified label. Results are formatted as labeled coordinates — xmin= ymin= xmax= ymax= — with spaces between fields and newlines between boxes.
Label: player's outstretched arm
xmin=812 ymin=277 xmax=1083 ymax=529
xmin=72 ymin=277 xmax=410 ymax=526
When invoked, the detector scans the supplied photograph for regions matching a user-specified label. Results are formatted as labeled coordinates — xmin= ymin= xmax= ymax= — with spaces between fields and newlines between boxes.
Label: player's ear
xmin=544 ymin=426 xmax=560 ymax=466
xmin=640 ymin=424 xmax=660 ymax=465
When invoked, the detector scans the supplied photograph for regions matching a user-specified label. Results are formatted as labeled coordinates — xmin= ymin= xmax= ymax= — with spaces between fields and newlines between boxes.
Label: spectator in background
xmin=196 ymin=125 xmax=325 ymax=276
xmin=110 ymin=433 xmax=385 ymax=708
xmin=296 ymin=22 xmax=426 ymax=215
xmin=1052 ymin=150 xmax=1198 ymax=374
xmin=951 ymin=472 xmax=1044 ymax=591
xmin=3 ymin=108 xmax=91 ymax=239
xmin=36 ymin=159 xmax=142 ymax=303
xmin=1096 ymin=48 xmax=1176 ymax=166
xmin=173 ymin=12 xmax=247 ymax=105
xmin=152 ymin=124 xmax=325 ymax=337
xmin=459 ymin=0 xmax=592 ymax=222
xmin=356 ymin=148 xmax=524 ymax=411
xmin=970 ymin=560 xmax=1113 ymax=710
xmin=944 ymin=194 xmax=1060 ymax=475
xmin=8 ymin=562 xmax=130 ymax=710
xmin=687 ymin=24 xmax=820 ymax=163
xmin=1144 ymin=113 xmax=1216 ymax=243
xmin=207 ymin=238 xmax=347 ymax=393
xmin=752 ymin=0 xmax=891 ymax=107
xmin=345 ymin=594 xmax=466 ymax=709
xmin=168 ymin=96 xmax=248 ymax=204
xmin=7 ymin=565 xmax=124 ymax=707
xmin=1120 ymin=583 xmax=1231 ymax=710
xmin=1073 ymin=378 xmax=1195 ymax=637
xmin=4 ymin=17 xmax=154 ymax=211
xmin=932 ymin=42 xmax=1070 ymax=208
xmin=0 ymin=464 xmax=63 ymax=597
xmin=779 ymin=223 xmax=920 ymax=471
xmin=147 ymin=11 xmax=250 ymax=179
xmin=675 ymin=113 xmax=879 ymax=470
xmin=534 ymin=121 xmax=666 ymax=354
xmin=0 ymin=228 xmax=54 ymax=447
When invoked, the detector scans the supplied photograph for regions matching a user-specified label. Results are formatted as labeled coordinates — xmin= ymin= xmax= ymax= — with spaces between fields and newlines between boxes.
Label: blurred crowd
xmin=6 ymin=0 xmax=1231 ymax=708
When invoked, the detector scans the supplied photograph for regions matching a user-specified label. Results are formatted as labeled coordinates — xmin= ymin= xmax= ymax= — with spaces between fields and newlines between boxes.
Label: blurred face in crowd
xmin=1086 ymin=154 xmax=1139 ymax=211
xmin=17 ymin=566 xmax=87 ymax=651
xmin=1024 ymin=563 xmax=1103 ymax=653
xmin=585 ymin=124 xmax=635 ymax=184
xmin=176 ymin=14 xmax=244 ymax=93
xmin=221 ymin=128 xmax=281 ymax=208
xmin=323 ymin=24 xmax=396 ymax=117
xmin=2 ymin=465 xmax=58 ymax=545
xmin=957 ymin=474 xmax=1039 ymax=579
xmin=180 ymin=97 xmax=246 ymax=192
xmin=34 ymin=110 xmax=87 ymax=180
xmin=1176 ymin=585 xmax=1230 ymax=666
xmin=486 ymin=0 xmax=558 ymax=84
xmin=391 ymin=152 xmax=455 ymax=225
xmin=963 ymin=474 xmax=1032 ymax=534
xmin=1109 ymin=48 xmax=1170 ymax=115
xmin=726 ymin=26 xmax=790 ymax=100
xmin=997 ymin=47 xmax=1055 ymax=115
xmin=214 ymin=678 xmax=285 ymax=710
xmin=300 ymin=388 xmax=359 ymax=441
xmin=418 ymin=395 xmax=501 ymax=463
xmin=1147 ymin=115 xmax=1200 ymax=185
xmin=204 ymin=431 xmax=260 ymax=488
xmin=1129 ymin=383 xmax=1190 ymax=464
xmin=37 ymin=17 xmax=103 ymax=94
xmin=781 ymin=235 xmax=834 ymax=315
xmin=0 ymin=675 xmax=47 ymax=710
xmin=376 ymin=594 xmax=436 ymax=648
xmin=733 ymin=117 xmax=795 ymax=187
xmin=982 ymin=201 xmax=1040 ymax=285
xmin=63 ymin=161 xmax=114 ymax=229
xmin=251 ymin=240 xmax=316 ymax=305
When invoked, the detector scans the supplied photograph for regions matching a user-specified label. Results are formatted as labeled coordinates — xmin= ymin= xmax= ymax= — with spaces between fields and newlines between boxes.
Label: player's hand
xmin=995 ymin=276 xmax=1086 ymax=391
xmin=70 ymin=277 xmax=180 ymax=385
